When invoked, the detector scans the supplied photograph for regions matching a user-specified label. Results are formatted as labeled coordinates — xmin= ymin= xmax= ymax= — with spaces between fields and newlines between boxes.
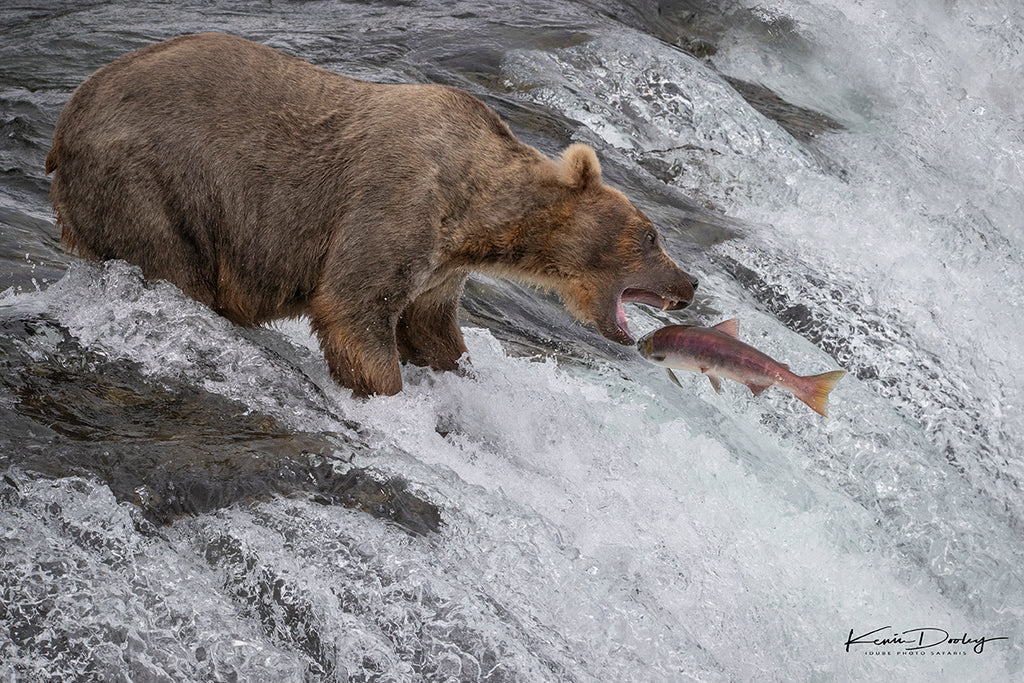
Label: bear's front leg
xmin=309 ymin=297 xmax=403 ymax=397
xmin=396 ymin=275 xmax=469 ymax=372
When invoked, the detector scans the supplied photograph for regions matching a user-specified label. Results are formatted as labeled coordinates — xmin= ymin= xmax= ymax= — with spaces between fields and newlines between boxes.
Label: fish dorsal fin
xmin=712 ymin=318 xmax=739 ymax=339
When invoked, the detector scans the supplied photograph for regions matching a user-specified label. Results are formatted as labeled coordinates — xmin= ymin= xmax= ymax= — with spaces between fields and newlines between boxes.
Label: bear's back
xmin=47 ymin=33 xmax=543 ymax=327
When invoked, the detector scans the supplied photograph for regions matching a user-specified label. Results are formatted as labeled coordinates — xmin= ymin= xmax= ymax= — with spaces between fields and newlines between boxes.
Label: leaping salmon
xmin=637 ymin=319 xmax=846 ymax=417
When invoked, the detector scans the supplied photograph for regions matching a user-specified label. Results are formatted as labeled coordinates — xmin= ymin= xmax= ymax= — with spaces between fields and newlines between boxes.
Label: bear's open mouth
xmin=613 ymin=288 xmax=688 ymax=342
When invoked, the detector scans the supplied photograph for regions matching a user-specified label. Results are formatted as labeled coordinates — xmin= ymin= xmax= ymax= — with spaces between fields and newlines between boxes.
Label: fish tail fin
xmin=796 ymin=370 xmax=846 ymax=417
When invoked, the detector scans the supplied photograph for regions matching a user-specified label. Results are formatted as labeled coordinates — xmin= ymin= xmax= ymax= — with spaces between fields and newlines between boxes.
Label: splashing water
xmin=1 ymin=0 xmax=1021 ymax=680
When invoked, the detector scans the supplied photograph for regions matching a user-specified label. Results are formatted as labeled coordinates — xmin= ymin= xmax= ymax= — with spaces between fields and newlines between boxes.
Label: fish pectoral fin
xmin=706 ymin=374 xmax=723 ymax=394
xmin=745 ymin=381 xmax=772 ymax=397
xmin=665 ymin=369 xmax=683 ymax=388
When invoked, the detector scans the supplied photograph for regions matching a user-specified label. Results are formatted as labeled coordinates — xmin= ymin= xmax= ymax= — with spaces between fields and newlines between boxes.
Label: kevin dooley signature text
xmin=845 ymin=626 xmax=1008 ymax=654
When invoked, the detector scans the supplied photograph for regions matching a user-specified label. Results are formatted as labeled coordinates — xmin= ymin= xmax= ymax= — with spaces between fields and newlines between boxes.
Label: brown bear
xmin=47 ymin=33 xmax=697 ymax=397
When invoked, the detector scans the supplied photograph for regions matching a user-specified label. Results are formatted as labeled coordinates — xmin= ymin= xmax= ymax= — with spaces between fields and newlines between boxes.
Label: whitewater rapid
xmin=1 ymin=0 xmax=1021 ymax=680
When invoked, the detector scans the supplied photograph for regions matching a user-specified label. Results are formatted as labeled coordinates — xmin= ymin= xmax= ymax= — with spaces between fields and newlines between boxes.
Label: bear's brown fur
xmin=47 ymin=33 xmax=697 ymax=396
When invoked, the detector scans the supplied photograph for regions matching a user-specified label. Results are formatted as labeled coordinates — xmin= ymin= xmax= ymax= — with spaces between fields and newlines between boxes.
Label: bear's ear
xmin=558 ymin=144 xmax=601 ymax=191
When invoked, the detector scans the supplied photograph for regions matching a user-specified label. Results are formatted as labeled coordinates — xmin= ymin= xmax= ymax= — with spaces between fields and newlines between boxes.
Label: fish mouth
xmin=607 ymin=287 xmax=690 ymax=344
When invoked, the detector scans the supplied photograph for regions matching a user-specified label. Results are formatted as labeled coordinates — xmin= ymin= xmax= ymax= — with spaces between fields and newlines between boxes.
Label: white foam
xmin=5 ymin=1 xmax=1022 ymax=676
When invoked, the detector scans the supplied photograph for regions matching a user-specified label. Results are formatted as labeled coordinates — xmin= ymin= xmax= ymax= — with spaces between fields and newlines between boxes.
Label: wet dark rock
xmin=723 ymin=76 xmax=844 ymax=144
xmin=0 ymin=315 xmax=442 ymax=535
xmin=604 ymin=1 xmax=845 ymax=147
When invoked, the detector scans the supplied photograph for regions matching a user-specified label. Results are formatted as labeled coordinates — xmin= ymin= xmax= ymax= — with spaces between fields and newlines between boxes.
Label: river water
xmin=1 ymin=1 xmax=1021 ymax=680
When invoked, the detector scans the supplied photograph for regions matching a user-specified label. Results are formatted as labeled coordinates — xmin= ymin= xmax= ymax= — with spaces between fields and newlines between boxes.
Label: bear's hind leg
xmin=396 ymin=276 xmax=468 ymax=373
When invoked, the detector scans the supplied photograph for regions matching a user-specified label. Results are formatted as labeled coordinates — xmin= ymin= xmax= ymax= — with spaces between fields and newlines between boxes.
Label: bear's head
xmin=547 ymin=145 xmax=698 ymax=345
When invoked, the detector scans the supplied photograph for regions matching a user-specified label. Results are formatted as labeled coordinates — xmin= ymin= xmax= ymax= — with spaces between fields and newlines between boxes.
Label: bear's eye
xmin=643 ymin=231 xmax=657 ymax=249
